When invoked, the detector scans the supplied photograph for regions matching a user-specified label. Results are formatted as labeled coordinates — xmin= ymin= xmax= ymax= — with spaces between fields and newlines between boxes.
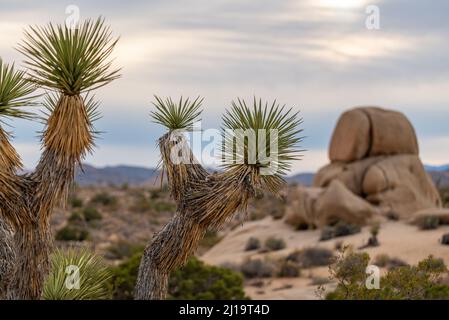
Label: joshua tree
xmin=135 ymin=97 xmax=303 ymax=299
xmin=0 ymin=58 xmax=37 ymax=299
xmin=0 ymin=18 xmax=119 ymax=299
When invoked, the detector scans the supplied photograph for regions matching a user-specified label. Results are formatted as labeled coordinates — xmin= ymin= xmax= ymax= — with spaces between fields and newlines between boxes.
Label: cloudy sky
xmin=1 ymin=0 xmax=448 ymax=173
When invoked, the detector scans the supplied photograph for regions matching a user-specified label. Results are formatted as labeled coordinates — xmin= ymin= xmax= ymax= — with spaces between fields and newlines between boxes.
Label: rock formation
xmin=285 ymin=106 xmax=441 ymax=228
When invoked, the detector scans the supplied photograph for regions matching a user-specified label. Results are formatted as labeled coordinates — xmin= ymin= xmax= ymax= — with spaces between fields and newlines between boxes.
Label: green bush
xmin=264 ymin=237 xmax=286 ymax=251
xmin=152 ymin=200 xmax=176 ymax=213
xmin=442 ymin=233 xmax=449 ymax=245
xmin=373 ymin=254 xmax=408 ymax=270
xmin=320 ymin=221 xmax=361 ymax=241
xmin=287 ymin=247 xmax=334 ymax=268
xmin=130 ymin=194 xmax=152 ymax=213
xmin=82 ymin=207 xmax=102 ymax=222
xmin=111 ymin=254 xmax=247 ymax=300
xmin=69 ymin=196 xmax=83 ymax=208
xmin=90 ymin=192 xmax=118 ymax=207
xmin=323 ymin=249 xmax=449 ymax=300
xmin=105 ymin=241 xmax=145 ymax=260
xmin=169 ymin=256 xmax=247 ymax=300
xmin=68 ymin=211 xmax=84 ymax=223
xmin=55 ymin=225 xmax=89 ymax=241
xmin=277 ymin=261 xmax=300 ymax=278
xmin=417 ymin=216 xmax=440 ymax=230
xmin=245 ymin=237 xmax=261 ymax=251
xmin=240 ymin=258 xmax=275 ymax=279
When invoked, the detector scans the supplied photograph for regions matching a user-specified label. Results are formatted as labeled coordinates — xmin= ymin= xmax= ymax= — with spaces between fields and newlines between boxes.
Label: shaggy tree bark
xmin=0 ymin=95 xmax=93 ymax=299
xmin=134 ymin=132 xmax=255 ymax=299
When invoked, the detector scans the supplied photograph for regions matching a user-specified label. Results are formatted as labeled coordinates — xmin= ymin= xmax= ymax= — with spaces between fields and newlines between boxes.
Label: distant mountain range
xmin=424 ymin=164 xmax=449 ymax=172
xmin=75 ymin=164 xmax=160 ymax=186
xmin=75 ymin=163 xmax=449 ymax=188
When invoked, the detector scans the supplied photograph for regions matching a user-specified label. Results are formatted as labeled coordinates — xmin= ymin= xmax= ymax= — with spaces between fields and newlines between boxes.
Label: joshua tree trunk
xmin=1 ymin=95 xmax=93 ymax=299
xmin=135 ymin=132 xmax=254 ymax=299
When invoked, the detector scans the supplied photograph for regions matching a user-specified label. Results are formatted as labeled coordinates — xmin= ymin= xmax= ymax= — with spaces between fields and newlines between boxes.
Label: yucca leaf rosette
xmin=18 ymin=17 xmax=120 ymax=160
xmin=0 ymin=58 xmax=38 ymax=170
xmin=221 ymin=98 xmax=303 ymax=193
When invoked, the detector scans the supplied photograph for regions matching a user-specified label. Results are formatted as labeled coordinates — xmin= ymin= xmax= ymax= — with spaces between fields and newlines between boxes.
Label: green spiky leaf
xmin=0 ymin=58 xmax=37 ymax=122
xmin=151 ymin=95 xmax=203 ymax=130
xmin=42 ymin=248 xmax=112 ymax=300
xmin=18 ymin=17 xmax=120 ymax=95
xmin=221 ymin=98 xmax=303 ymax=193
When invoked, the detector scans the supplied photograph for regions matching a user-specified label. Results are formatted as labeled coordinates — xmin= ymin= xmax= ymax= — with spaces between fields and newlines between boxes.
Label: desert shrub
xmin=69 ymin=196 xmax=83 ymax=208
xmin=417 ymin=215 xmax=440 ymax=230
xmin=373 ymin=254 xmax=408 ymax=270
xmin=441 ymin=233 xmax=449 ymax=245
xmin=287 ymin=247 xmax=334 ymax=268
xmin=43 ymin=248 xmax=111 ymax=300
xmin=310 ymin=276 xmax=330 ymax=286
xmin=264 ymin=237 xmax=286 ymax=251
xmin=82 ymin=207 xmax=102 ymax=222
xmin=150 ymin=189 xmax=161 ymax=199
xmin=439 ymin=188 xmax=449 ymax=207
xmin=55 ymin=225 xmax=89 ymax=241
xmin=277 ymin=261 xmax=300 ymax=278
xmin=199 ymin=230 xmax=222 ymax=249
xmin=323 ymin=249 xmax=449 ymax=300
xmin=240 ymin=258 xmax=275 ymax=279
xmin=169 ymin=256 xmax=247 ymax=300
xmin=130 ymin=194 xmax=152 ymax=213
xmin=152 ymin=200 xmax=176 ymax=213
xmin=105 ymin=241 xmax=145 ymax=260
xmin=111 ymin=254 xmax=247 ymax=300
xmin=320 ymin=221 xmax=361 ymax=241
xmin=90 ymin=192 xmax=117 ymax=207
xmin=68 ymin=211 xmax=84 ymax=223
xmin=245 ymin=237 xmax=261 ymax=251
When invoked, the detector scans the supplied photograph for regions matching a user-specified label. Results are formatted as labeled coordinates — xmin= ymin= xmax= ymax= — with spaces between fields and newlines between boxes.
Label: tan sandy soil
xmin=201 ymin=217 xmax=449 ymax=299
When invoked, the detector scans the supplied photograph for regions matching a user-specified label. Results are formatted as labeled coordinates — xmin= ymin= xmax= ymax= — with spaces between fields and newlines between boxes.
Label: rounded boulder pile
xmin=285 ymin=106 xmax=441 ymax=229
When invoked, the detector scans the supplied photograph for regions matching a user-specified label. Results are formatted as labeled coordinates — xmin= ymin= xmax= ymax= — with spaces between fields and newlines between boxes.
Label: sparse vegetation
xmin=373 ymin=254 xmax=408 ymax=270
xmin=82 ymin=207 xmax=102 ymax=222
xmin=439 ymin=188 xmax=449 ymax=207
xmin=55 ymin=225 xmax=90 ymax=242
xmin=69 ymin=196 xmax=83 ymax=208
xmin=417 ymin=215 xmax=440 ymax=230
xmin=90 ymin=192 xmax=118 ymax=207
xmin=130 ymin=193 xmax=152 ymax=213
xmin=322 ymin=249 xmax=449 ymax=300
xmin=441 ymin=233 xmax=449 ymax=245
xmin=240 ymin=258 xmax=275 ymax=279
xmin=245 ymin=237 xmax=261 ymax=251
xmin=287 ymin=247 xmax=334 ymax=268
xmin=277 ymin=261 xmax=300 ymax=278
xmin=105 ymin=241 xmax=145 ymax=260
xmin=151 ymin=200 xmax=176 ymax=213
xmin=169 ymin=256 xmax=247 ymax=300
xmin=320 ymin=221 xmax=361 ymax=241
xmin=111 ymin=254 xmax=247 ymax=300
xmin=264 ymin=237 xmax=286 ymax=251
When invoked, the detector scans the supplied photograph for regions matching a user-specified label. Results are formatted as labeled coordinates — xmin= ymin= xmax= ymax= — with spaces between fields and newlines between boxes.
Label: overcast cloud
xmin=1 ymin=0 xmax=448 ymax=173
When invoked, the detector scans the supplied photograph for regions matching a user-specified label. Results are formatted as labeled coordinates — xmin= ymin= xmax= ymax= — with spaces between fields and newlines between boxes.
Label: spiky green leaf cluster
xmin=151 ymin=95 xmax=203 ymax=130
xmin=0 ymin=58 xmax=37 ymax=121
xmin=221 ymin=98 xmax=303 ymax=193
xmin=42 ymin=248 xmax=112 ymax=300
xmin=18 ymin=17 xmax=120 ymax=95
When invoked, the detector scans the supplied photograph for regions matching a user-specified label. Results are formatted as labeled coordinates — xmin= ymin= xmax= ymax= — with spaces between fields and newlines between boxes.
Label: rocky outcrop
xmin=285 ymin=107 xmax=441 ymax=228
